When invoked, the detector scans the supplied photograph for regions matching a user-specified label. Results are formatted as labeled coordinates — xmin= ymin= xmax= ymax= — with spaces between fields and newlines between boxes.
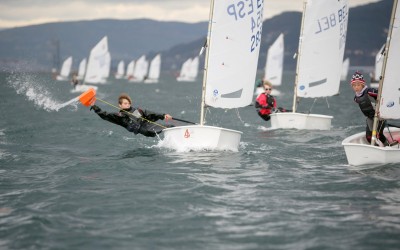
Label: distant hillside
xmin=0 ymin=19 xmax=207 ymax=71
xmin=0 ymin=0 xmax=391 ymax=72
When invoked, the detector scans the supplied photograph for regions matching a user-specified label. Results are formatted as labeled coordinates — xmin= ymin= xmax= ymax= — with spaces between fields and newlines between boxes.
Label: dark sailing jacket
xmin=354 ymin=87 xmax=378 ymax=119
xmin=93 ymin=106 xmax=166 ymax=137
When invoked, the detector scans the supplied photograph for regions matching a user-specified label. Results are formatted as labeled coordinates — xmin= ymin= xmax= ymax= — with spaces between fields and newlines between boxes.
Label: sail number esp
xmin=227 ymin=0 xmax=264 ymax=52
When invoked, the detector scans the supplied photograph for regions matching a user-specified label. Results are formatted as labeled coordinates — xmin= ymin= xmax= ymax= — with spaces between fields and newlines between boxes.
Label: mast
xmin=199 ymin=0 xmax=215 ymax=125
xmin=371 ymin=0 xmax=398 ymax=146
xmin=292 ymin=0 xmax=307 ymax=113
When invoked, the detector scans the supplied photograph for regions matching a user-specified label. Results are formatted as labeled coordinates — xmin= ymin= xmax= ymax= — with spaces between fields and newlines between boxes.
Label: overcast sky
xmin=0 ymin=0 xmax=382 ymax=29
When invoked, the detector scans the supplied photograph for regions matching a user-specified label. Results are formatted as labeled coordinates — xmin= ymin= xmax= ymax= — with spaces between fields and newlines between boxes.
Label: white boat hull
xmin=128 ymin=78 xmax=144 ymax=83
xmin=144 ymin=78 xmax=159 ymax=84
xmin=176 ymin=77 xmax=196 ymax=82
xmin=161 ymin=125 xmax=242 ymax=151
xmin=270 ymin=112 xmax=332 ymax=130
xmin=342 ymin=128 xmax=400 ymax=166
xmin=56 ymin=76 xmax=69 ymax=81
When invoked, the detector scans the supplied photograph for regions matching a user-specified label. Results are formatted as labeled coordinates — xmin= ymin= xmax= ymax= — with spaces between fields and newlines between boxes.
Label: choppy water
xmin=0 ymin=71 xmax=399 ymax=250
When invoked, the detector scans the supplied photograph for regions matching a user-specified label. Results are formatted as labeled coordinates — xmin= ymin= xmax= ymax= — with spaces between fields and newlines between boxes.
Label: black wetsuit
xmin=92 ymin=106 xmax=166 ymax=137
xmin=354 ymin=87 xmax=387 ymax=144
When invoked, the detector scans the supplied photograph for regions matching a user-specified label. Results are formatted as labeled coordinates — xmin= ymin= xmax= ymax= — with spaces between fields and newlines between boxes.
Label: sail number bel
xmin=314 ymin=3 xmax=348 ymax=50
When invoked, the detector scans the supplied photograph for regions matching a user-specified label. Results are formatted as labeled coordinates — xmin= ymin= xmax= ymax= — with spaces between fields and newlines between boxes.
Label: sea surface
xmin=0 ymin=71 xmax=399 ymax=250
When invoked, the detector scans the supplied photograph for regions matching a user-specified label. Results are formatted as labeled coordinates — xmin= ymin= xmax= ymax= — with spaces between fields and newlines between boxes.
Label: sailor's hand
xmin=164 ymin=114 xmax=172 ymax=121
xmin=90 ymin=105 xmax=101 ymax=113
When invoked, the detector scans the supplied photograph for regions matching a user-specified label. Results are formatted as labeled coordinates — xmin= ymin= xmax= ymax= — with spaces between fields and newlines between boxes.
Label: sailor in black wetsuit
xmin=351 ymin=71 xmax=387 ymax=145
xmin=90 ymin=93 xmax=172 ymax=137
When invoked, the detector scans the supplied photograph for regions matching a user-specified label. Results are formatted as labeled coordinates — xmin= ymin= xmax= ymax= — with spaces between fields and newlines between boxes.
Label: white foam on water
xmin=7 ymin=73 xmax=79 ymax=112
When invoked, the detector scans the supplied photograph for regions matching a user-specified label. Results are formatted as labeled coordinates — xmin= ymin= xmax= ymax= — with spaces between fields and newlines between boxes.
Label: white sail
xmin=264 ymin=33 xmax=284 ymax=86
xmin=56 ymin=56 xmax=72 ymax=81
xmin=205 ymin=0 xmax=262 ymax=108
xmin=379 ymin=1 xmax=400 ymax=119
xmin=77 ymin=58 xmax=87 ymax=80
xmin=373 ymin=44 xmax=385 ymax=82
xmin=296 ymin=0 xmax=348 ymax=98
xmin=125 ymin=60 xmax=135 ymax=79
xmin=176 ymin=57 xmax=198 ymax=82
xmin=144 ymin=54 xmax=161 ymax=83
xmin=340 ymin=57 xmax=350 ymax=81
xmin=115 ymin=60 xmax=125 ymax=79
xmin=130 ymin=55 xmax=148 ymax=82
xmin=84 ymin=36 xmax=109 ymax=84
xmin=181 ymin=58 xmax=192 ymax=76
xmin=188 ymin=56 xmax=199 ymax=80
xmin=102 ymin=52 xmax=111 ymax=79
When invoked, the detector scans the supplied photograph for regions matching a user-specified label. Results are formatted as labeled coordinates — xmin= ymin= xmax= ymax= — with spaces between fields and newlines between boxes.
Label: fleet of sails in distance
xmin=126 ymin=54 xmax=161 ymax=83
xmin=56 ymin=36 xmax=164 ymax=87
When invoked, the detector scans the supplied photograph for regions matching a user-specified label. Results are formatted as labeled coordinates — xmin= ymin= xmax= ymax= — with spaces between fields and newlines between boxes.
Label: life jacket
xmin=266 ymin=94 xmax=275 ymax=107
xmin=256 ymin=93 xmax=275 ymax=116
xmin=354 ymin=89 xmax=375 ymax=119
xmin=120 ymin=107 xmax=144 ymax=134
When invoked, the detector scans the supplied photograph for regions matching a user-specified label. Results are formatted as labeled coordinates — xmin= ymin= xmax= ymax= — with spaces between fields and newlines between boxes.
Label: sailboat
xmin=115 ymin=60 xmax=125 ymax=79
xmin=259 ymin=33 xmax=284 ymax=96
xmin=84 ymin=36 xmax=109 ymax=84
xmin=129 ymin=55 xmax=148 ymax=82
xmin=370 ymin=44 xmax=385 ymax=88
xmin=77 ymin=58 xmax=87 ymax=80
xmin=72 ymin=36 xmax=108 ymax=92
xmin=125 ymin=60 xmax=135 ymax=80
xmin=162 ymin=0 xmax=264 ymax=151
xmin=176 ymin=56 xmax=199 ymax=82
xmin=340 ymin=57 xmax=350 ymax=81
xmin=269 ymin=0 xmax=349 ymax=130
xmin=144 ymin=54 xmax=161 ymax=83
xmin=56 ymin=56 xmax=72 ymax=81
xmin=342 ymin=0 xmax=400 ymax=167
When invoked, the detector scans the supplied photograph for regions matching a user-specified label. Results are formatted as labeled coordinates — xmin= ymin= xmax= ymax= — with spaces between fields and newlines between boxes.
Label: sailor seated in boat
xmin=351 ymin=71 xmax=388 ymax=146
xmin=255 ymin=81 xmax=290 ymax=121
